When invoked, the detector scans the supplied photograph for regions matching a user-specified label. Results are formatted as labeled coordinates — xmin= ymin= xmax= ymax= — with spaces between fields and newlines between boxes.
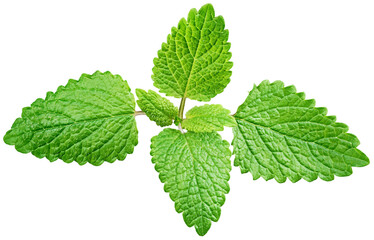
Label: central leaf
xmin=150 ymin=128 xmax=231 ymax=236
xmin=135 ymin=89 xmax=178 ymax=127
xmin=152 ymin=3 xmax=233 ymax=102
xmin=182 ymin=104 xmax=237 ymax=132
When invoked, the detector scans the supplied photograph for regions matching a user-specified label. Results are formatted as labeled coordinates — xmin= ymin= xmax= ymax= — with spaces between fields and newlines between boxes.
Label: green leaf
xmin=135 ymin=89 xmax=178 ymax=127
xmin=232 ymin=80 xmax=369 ymax=183
xmin=151 ymin=128 xmax=231 ymax=236
xmin=152 ymin=3 xmax=233 ymax=102
xmin=182 ymin=104 xmax=236 ymax=132
xmin=4 ymin=71 xmax=138 ymax=166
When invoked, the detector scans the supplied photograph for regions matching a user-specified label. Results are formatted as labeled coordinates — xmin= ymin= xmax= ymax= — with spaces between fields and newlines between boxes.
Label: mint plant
xmin=3 ymin=3 xmax=369 ymax=236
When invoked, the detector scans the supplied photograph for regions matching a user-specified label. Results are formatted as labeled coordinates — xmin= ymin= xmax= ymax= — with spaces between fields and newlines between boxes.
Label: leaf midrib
xmin=182 ymin=10 xmax=209 ymax=99
xmin=142 ymin=94 xmax=176 ymax=118
xmin=235 ymin=117 xmax=362 ymax=162
xmin=25 ymin=112 xmax=135 ymax=134
xmin=182 ymin=133 xmax=212 ymax=223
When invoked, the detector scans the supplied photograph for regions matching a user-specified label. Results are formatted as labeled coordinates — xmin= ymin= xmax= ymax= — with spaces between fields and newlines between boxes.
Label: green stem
xmin=134 ymin=111 xmax=146 ymax=116
xmin=178 ymin=97 xmax=186 ymax=119
xmin=178 ymin=97 xmax=187 ymax=133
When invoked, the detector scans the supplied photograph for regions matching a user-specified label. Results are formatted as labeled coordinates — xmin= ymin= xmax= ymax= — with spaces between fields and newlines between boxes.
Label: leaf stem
xmin=178 ymin=123 xmax=185 ymax=133
xmin=178 ymin=97 xmax=186 ymax=119
xmin=178 ymin=97 xmax=187 ymax=133
xmin=134 ymin=111 xmax=146 ymax=116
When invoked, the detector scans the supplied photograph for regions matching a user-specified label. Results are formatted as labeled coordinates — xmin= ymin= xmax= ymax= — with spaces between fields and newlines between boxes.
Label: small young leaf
xmin=152 ymin=3 xmax=233 ymax=101
xmin=182 ymin=104 xmax=236 ymax=132
xmin=232 ymin=80 xmax=369 ymax=183
xmin=3 ymin=71 xmax=138 ymax=166
xmin=151 ymin=128 xmax=231 ymax=236
xmin=135 ymin=89 xmax=178 ymax=127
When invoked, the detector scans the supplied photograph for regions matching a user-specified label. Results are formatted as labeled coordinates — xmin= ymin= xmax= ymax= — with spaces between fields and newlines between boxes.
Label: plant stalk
xmin=178 ymin=97 xmax=187 ymax=133
xmin=134 ymin=111 xmax=146 ymax=116
xmin=178 ymin=97 xmax=186 ymax=119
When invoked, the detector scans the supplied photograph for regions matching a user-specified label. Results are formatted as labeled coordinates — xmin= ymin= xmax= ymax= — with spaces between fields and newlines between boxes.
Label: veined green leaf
xmin=151 ymin=128 xmax=231 ymax=236
xmin=152 ymin=3 xmax=233 ymax=102
xmin=135 ymin=89 xmax=178 ymax=127
xmin=4 ymin=71 xmax=138 ymax=166
xmin=182 ymin=104 xmax=236 ymax=132
xmin=232 ymin=80 xmax=369 ymax=183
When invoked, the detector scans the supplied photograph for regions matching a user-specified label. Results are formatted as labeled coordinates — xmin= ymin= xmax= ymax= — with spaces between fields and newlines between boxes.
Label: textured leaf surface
xmin=182 ymin=104 xmax=236 ymax=132
xmin=135 ymin=89 xmax=178 ymax=127
xmin=152 ymin=3 xmax=232 ymax=102
xmin=232 ymin=80 xmax=369 ymax=183
xmin=4 ymin=71 xmax=138 ymax=166
xmin=151 ymin=128 xmax=231 ymax=236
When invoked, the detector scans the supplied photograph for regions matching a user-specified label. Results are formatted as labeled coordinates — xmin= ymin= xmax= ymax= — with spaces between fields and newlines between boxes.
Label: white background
xmin=0 ymin=0 xmax=373 ymax=239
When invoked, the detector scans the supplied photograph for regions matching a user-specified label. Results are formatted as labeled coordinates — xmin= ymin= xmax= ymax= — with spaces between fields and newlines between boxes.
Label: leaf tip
xmin=194 ymin=217 xmax=212 ymax=236
xmin=201 ymin=3 xmax=215 ymax=13
xmin=3 ymin=130 xmax=15 ymax=145
xmin=135 ymin=88 xmax=144 ymax=97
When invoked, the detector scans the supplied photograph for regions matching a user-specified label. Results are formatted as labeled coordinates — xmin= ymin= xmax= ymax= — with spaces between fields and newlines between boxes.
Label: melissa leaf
xmin=232 ymin=80 xmax=369 ymax=183
xmin=152 ymin=3 xmax=233 ymax=102
xmin=135 ymin=89 xmax=178 ymax=127
xmin=2 ymin=3 xmax=370 ymax=237
xmin=150 ymin=128 xmax=231 ymax=236
xmin=182 ymin=104 xmax=236 ymax=132
xmin=4 ymin=71 xmax=138 ymax=166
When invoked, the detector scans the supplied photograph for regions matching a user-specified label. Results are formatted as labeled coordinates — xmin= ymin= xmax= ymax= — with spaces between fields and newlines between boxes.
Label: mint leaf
xmin=152 ymin=3 xmax=233 ymax=102
xmin=135 ymin=89 xmax=178 ymax=127
xmin=232 ymin=80 xmax=369 ymax=183
xmin=150 ymin=128 xmax=231 ymax=236
xmin=3 ymin=71 xmax=138 ymax=166
xmin=182 ymin=104 xmax=236 ymax=132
